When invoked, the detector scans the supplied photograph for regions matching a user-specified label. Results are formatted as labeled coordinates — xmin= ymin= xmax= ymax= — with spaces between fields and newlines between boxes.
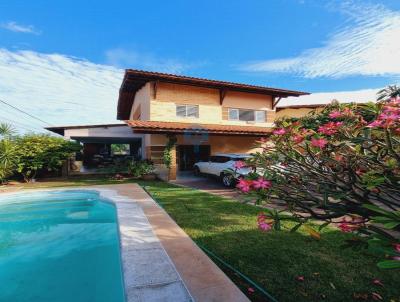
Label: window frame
xmin=176 ymin=104 xmax=199 ymax=118
xmin=228 ymin=108 xmax=266 ymax=123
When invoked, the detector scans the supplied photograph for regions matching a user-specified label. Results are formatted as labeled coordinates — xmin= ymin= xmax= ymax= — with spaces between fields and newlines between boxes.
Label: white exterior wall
xmin=64 ymin=126 xmax=142 ymax=139
xmin=64 ymin=125 xmax=146 ymax=159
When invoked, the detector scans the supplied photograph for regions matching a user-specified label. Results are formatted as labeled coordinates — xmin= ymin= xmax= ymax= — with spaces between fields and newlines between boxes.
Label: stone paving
xmin=107 ymin=184 xmax=249 ymax=302
xmin=98 ymin=189 xmax=193 ymax=302
xmin=1 ymin=184 xmax=249 ymax=302
xmin=171 ymin=172 xmax=245 ymax=201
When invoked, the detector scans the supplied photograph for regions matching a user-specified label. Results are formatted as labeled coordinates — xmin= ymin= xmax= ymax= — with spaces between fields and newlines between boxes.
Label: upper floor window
xmin=176 ymin=104 xmax=199 ymax=118
xmin=228 ymin=108 xmax=266 ymax=122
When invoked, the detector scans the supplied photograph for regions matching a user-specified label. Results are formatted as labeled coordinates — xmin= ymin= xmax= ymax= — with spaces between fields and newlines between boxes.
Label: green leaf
xmin=383 ymin=222 xmax=400 ymax=229
xmin=290 ymin=223 xmax=303 ymax=233
xmin=363 ymin=204 xmax=393 ymax=216
xmin=377 ymin=260 xmax=400 ymax=269
xmin=318 ymin=221 xmax=330 ymax=231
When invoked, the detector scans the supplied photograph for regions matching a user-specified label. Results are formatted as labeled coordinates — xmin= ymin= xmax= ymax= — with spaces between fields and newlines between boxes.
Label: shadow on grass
xmin=142 ymin=182 xmax=400 ymax=302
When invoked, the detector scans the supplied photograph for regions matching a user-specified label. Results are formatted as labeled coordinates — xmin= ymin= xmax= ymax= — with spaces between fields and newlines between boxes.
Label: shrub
xmin=128 ymin=160 xmax=155 ymax=178
xmin=0 ymin=123 xmax=17 ymax=184
xmin=14 ymin=134 xmax=81 ymax=182
xmin=241 ymin=97 xmax=400 ymax=269
xmin=0 ymin=139 xmax=17 ymax=184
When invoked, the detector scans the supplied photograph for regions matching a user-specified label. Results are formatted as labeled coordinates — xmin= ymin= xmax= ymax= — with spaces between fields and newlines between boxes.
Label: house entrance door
xmin=177 ymin=145 xmax=210 ymax=171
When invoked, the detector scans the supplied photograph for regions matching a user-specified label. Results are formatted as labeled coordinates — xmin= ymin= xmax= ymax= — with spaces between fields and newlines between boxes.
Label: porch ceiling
xmin=125 ymin=120 xmax=272 ymax=136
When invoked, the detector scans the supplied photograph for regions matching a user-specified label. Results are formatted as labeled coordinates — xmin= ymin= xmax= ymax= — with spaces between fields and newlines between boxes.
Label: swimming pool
xmin=0 ymin=190 xmax=125 ymax=302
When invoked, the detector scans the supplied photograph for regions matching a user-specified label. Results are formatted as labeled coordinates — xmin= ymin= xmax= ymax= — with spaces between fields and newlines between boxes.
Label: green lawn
xmin=142 ymin=181 xmax=400 ymax=302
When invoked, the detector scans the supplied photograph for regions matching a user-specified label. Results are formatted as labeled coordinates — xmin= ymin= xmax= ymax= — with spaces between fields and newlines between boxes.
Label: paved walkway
xmin=172 ymin=172 xmax=245 ymax=201
xmin=98 ymin=188 xmax=193 ymax=302
xmin=172 ymin=173 xmax=289 ymax=212
xmin=96 ymin=184 xmax=249 ymax=302
xmin=1 ymin=184 xmax=249 ymax=302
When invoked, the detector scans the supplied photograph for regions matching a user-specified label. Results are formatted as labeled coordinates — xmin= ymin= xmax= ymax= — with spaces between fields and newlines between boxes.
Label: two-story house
xmin=117 ymin=70 xmax=308 ymax=180
xmin=47 ymin=70 xmax=308 ymax=178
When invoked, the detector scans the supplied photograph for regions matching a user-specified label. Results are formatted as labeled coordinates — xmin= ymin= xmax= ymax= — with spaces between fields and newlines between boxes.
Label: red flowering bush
xmin=241 ymin=97 xmax=400 ymax=269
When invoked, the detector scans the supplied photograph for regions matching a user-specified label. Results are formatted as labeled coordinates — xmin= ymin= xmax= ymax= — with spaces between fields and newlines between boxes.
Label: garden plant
xmin=0 ymin=128 xmax=80 ymax=183
xmin=237 ymin=92 xmax=400 ymax=270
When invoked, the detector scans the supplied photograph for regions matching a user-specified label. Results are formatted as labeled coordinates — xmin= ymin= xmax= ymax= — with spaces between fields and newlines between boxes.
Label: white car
xmin=193 ymin=153 xmax=254 ymax=187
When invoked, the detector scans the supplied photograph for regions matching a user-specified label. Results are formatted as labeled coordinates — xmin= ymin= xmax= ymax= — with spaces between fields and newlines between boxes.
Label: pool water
xmin=0 ymin=190 xmax=125 ymax=302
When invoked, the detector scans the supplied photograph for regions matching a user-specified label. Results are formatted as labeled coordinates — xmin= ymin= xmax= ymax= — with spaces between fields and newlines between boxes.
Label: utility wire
xmin=0 ymin=98 xmax=52 ymax=126
xmin=0 ymin=115 xmax=45 ymax=132
xmin=0 ymin=105 xmax=47 ymax=129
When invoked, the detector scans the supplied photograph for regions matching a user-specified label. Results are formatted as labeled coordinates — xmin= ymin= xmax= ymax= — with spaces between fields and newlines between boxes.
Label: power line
xmin=0 ymin=98 xmax=52 ymax=126
xmin=0 ymin=105 xmax=47 ymax=129
xmin=0 ymin=115 xmax=45 ymax=132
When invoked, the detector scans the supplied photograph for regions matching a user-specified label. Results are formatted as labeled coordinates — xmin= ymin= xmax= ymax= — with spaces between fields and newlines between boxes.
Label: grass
xmin=142 ymin=181 xmax=400 ymax=302
xmin=2 ymin=177 xmax=399 ymax=301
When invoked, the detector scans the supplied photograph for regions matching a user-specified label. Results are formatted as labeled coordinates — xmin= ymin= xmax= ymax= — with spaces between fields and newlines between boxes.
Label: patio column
xmin=168 ymin=144 xmax=177 ymax=181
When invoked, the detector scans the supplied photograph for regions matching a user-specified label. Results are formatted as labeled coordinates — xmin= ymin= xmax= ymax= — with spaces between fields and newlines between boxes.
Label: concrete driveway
xmin=172 ymin=171 xmax=287 ymax=211
xmin=171 ymin=171 xmax=244 ymax=201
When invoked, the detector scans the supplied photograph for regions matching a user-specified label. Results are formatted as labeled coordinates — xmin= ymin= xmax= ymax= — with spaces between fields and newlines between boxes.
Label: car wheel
xmin=221 ymin=173 xmax=235 ymax=187
xmin=193 ymin=166 xmax=201 ymax=176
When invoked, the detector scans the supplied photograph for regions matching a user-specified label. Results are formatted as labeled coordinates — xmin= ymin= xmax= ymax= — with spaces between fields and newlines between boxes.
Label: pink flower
xmin=372 ymin=279 xmax=384 ymax=287
xmin=233 ymin=160 xmax=246 ymax=169
xmin=393 ymin=243 xmax=400 ymax=253
xmin=329 ymin=111 xmax=342 ymax=119
xmin=273 ymin=128 xmax=286 ymax=135
xmin=337 ymin=215 xmax=364 ymax=233
xmin=393 ymin=256 xmax=400 ymax=261
xmin=252 ymin=177 xmax=272 ymax=190
xmin=318 ymin=121 xmax=343 ymax=135
xmin=296 ymin=276 xmax=305 ymax=282
xmin=337 ymin=223 xmax=354 ymax=233
xmin=236 ymin=179 xmax=252 ymax=193
xmin=368 ymin=120 xmax=383 ymax=128
xmin=379 ymin=113 xmax=400 ymax=121
xmin=292 ymin=134 xmax=305 ymax=144
xmin=311 ymin=138 xmax=328 ymax=149
xmin=258 ymin=221 xmax=272 ymax=231
xmin=247 ymin=287 xmax=255 ymax=294
xmin=257 ymin=212 xmax=273 ymax=232
xmin=371 ymin=292 xmax=383 ymax=301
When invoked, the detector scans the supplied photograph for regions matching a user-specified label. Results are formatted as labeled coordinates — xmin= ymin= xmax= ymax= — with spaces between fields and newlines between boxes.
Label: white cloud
xmin=278 ymin=88 xmax=379 ymax=108
xmin=241 ymin=2 xmax=400 ymax=78
xmin=0 ymin=21 xmax=40 ymax=35
xmin=105 ymin=48 xmax=191 ymax=74
xmin=0 ymin=48 xmax=123 ymax=133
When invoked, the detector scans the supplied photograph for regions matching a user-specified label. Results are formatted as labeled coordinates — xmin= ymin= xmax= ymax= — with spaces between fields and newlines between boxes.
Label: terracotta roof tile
xmin=117 ymin=69 xmax=309 ymax=119
xmin=125 ymin=120 xmax=272 ymax=136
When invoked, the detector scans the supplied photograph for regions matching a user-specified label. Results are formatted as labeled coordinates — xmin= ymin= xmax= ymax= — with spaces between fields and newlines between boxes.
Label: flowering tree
xmin=238 ymin=96 xmax=400 ymax=269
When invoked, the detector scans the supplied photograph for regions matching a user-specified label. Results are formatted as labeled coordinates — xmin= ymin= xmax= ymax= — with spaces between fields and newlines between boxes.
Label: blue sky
xmin=0 ymin=0 xmax=400 ymax=131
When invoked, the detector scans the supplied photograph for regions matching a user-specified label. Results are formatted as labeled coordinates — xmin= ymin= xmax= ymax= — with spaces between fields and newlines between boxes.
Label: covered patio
xmin=125 ymin=120 xmax=271 ymax=180
xmin=46 ymin=124 xmax=144 ymax=175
